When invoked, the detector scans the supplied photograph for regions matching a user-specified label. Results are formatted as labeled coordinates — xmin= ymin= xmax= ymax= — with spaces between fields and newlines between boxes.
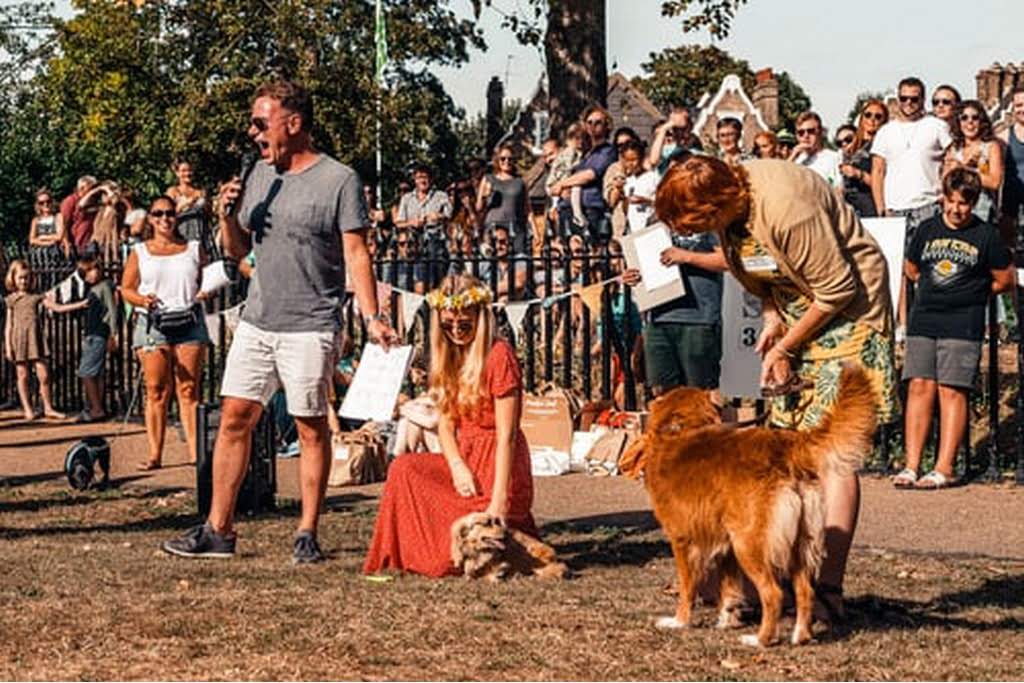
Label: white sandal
xmin=914 ymin=470 xmax=954 ymax=489
xmin=891 ymin=468 xmax=918 ymax=488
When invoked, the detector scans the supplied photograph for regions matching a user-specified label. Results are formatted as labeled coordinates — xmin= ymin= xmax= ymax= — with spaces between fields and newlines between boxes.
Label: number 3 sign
xmin=719 ymin=275 xmax=765 ymax=398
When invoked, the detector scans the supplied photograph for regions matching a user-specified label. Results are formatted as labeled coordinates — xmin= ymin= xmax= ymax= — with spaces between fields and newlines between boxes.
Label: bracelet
xmin=364 ymin=313 xmax=389 ymax=326
xmin=774 ymin=343 xmax=797 ymax=360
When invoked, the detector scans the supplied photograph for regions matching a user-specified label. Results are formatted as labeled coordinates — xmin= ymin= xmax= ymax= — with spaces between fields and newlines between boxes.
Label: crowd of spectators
xmin=2 ymin=77 xmax=1024 ymax=488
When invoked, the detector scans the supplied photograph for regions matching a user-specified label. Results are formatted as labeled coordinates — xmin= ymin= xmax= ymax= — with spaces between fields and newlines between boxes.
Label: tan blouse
xmin=738 ymin=159 xmax=892 ymax=333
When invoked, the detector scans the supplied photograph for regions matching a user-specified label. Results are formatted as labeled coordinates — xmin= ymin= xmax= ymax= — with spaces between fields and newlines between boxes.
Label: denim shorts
xmin=132 ymin=308 xmax=211 ymax=351
xmin=77 ymin=335 xmax=107 ymax=378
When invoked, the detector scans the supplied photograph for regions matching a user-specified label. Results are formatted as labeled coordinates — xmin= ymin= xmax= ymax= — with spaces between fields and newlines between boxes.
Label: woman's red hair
xmin=654 ymin=155 xmax=750 ymax=236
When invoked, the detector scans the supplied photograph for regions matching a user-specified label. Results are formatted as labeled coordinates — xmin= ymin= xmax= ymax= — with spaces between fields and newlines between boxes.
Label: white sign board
xmin=860 ymin=217 xmax=907 ymax=322
xmin=621 ymin=222 xmax=686 ymax=312
xmin=339 ymin=343 xmax=414 ymax=423
xmin=718 ymin=273 xmax=764 ymax=398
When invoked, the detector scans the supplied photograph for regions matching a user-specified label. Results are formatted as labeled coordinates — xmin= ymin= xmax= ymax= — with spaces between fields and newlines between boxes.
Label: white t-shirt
xmin=870 ymin=116 xmax=952 ymax=211
xmin=795 ymin=149 xmax=843 ymax=190
xmin=624 ymin=171 xmax=659 ymax=233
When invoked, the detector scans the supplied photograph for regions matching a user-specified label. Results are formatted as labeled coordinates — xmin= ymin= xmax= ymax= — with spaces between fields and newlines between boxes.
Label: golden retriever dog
xmin=619 ymin=365 xmax=876 ymax=647
xmin=450 ymin=513 xmax=567 ymax=581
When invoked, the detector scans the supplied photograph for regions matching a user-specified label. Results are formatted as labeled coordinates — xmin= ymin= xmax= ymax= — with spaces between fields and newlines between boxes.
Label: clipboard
xmin=621 ymin=222 xmax=686 ymax=312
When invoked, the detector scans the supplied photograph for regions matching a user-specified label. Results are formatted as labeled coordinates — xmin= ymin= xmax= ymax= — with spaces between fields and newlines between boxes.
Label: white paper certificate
xmin=634 ymin=227 xmax=678 ymax=291
xmin=339 ymin=343 xmax=414 ymax=422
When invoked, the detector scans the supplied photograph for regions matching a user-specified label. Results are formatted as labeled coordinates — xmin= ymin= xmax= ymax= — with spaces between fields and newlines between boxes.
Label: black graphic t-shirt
xmin=906 ymin=215 xmax=1011 ymax=341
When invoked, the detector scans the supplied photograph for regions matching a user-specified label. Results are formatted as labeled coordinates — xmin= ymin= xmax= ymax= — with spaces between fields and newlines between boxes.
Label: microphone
xmin=225 ymin=150 xmax=258 ymax=217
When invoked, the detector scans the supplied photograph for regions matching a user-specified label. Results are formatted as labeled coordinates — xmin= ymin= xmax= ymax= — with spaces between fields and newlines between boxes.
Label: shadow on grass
xmin=0 ymin=484 xmax=187 ymax=514
xmin=841 ymin=573 xmax=1024 ymax=637
xmin=0 ymin=470 xmax=66 ymax=487
xmin=544 ymin=510 xmax=668 ymax=570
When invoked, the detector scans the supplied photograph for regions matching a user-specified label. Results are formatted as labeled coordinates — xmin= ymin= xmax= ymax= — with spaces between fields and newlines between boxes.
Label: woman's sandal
xmin=914 ymin=470 xmax=953 ymax=489
xmin=891 ymin=468 xmax=918 ymax=488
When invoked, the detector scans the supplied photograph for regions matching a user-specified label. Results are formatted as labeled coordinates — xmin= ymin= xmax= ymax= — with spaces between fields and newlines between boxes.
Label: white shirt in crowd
xmin=870 ymin=115 xmax=952 ymax=211
xmin=624 ymin=170 xmax=659 ymax=233
xmin=795 ymin=148 xmax=844 ymax=190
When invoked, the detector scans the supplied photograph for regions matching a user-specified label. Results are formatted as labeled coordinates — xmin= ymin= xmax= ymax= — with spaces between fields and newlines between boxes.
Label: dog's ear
xmin=450 ymin=516 xmax=472 ymax=567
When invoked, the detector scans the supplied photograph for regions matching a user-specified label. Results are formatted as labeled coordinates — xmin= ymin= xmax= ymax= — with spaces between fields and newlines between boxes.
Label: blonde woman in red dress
xmin=364 ymin=274 xmax=538 ymax=577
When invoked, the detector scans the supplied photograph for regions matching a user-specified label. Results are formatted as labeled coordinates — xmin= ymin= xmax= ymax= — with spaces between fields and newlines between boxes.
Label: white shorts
xmin=220 ymin=320 xmax=339 ymax=417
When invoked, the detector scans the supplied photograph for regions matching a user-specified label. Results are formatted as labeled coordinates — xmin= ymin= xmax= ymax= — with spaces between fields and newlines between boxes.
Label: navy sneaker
xmin=162 ymin=523 xmax=236 ymax=559
xmin=292 ymin=530 xmax=324 ymax=565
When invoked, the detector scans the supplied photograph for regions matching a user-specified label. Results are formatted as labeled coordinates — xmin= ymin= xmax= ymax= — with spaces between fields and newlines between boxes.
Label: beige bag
xmin=329 ymin=423 xmax=389 ymax=487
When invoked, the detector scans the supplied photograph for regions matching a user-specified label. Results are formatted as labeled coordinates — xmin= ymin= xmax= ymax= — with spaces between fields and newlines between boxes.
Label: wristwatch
xmin=364 ymin=313 xmax=389 ymax=327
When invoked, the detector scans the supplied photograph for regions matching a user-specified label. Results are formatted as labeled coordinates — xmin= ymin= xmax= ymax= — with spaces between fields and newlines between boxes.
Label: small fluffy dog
xmin=450 ymin=512 xmax=567 ymax=581
xmin=619 ymin=365 xmax=876 ymax=647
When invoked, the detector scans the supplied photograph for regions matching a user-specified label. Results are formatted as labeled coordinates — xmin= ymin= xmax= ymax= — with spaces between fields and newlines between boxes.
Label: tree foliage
xmin=0 ymin=0 xmax=483 ymax=241
xmin=633 ymin=44 xmax=812 ymax=131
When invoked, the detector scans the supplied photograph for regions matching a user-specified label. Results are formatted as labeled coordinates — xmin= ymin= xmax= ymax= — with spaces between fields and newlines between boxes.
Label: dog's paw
xmin=738 ymin=634 xmax=763 ymax=648
xmin=791 ymin=627 xmax=813 ymax=646
xmin=655 ymin=616 xmax=688 ymax=630
xmin=715 ymin=609 xmax=743 ymax=630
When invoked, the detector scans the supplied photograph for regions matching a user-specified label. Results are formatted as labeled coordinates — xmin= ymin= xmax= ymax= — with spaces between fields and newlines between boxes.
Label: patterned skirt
xmin=769 ymin=289 xmax=900 ymax=431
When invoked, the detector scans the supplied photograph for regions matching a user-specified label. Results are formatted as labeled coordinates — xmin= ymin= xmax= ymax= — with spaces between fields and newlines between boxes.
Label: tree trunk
xmin=544 ymin=0 xmax=607 ymax=138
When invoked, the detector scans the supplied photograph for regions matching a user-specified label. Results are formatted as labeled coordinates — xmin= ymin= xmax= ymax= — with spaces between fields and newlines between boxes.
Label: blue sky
xmin=36 ymin=0 xmax=1024 ymax=134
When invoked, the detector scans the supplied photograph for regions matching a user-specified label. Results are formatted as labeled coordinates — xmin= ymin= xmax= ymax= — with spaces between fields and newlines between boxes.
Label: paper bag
xmin=520 ymin=393 xmax=574 ymax=454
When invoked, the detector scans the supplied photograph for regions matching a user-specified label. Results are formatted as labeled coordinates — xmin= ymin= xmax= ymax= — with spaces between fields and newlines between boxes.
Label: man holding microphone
xmin=163 ymin=80 xmax=397 ymax=564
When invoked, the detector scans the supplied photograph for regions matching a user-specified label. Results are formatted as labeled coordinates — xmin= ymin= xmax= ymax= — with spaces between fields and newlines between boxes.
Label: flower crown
xmin=426 ymin=285 xmax=492 ymax=311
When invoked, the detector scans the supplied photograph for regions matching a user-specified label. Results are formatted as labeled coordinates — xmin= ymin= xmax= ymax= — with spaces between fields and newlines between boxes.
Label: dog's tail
xmin=797 ymin=363 xmax=878 ymax=477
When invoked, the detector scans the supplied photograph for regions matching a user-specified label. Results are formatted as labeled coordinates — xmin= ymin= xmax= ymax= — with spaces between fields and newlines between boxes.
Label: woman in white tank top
xmin=121 ymin=195 xmax=210 ymax=470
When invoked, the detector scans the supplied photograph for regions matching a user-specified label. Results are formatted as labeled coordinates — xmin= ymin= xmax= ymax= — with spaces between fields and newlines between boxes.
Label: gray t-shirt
xmin=239 ymin=155 xmax=367 ymax=333
xmin=483 ymin=174 xmax=527 ymax=233
xmin=649 ymin=232 xmax=722 ymax=326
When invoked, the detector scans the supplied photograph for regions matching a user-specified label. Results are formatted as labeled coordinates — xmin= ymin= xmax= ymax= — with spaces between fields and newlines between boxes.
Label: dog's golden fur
xmin=619 ymin=365 xmax=877 ymax=647
xmin=451 ymin=513 xmax=567 ymax=581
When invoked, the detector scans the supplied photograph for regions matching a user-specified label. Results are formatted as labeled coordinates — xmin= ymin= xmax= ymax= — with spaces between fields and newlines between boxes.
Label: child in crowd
xmin=895 ymin=169 xmax=1015 ymax=489
xmin=546 ymin=122 xmax=589 ymax=227
xmin=3 ymin=259 xmax=87 ymax=420
xmin=76 ymin=253 xmax=117 ymax=423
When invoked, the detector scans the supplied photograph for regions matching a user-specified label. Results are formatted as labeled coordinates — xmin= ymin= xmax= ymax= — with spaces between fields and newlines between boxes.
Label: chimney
xmin=485 ymin=76 xmax=504 ymax=155
xmin=752 ymin=68 xmax=779 ymax=130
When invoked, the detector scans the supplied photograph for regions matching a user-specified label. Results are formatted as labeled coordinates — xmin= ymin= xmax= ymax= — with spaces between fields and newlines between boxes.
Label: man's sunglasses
xmin=149 ymin=210 xmax=176 ymax=219
xmin=898 ymin=95 xmax=922 ymax=104
xmin=585 ymin=118 xmax=606 ymax=126
xmin=836 ymin=136 xmax=855 ymax=146
xmin=796 ymin=128 xmax=819 ymax=137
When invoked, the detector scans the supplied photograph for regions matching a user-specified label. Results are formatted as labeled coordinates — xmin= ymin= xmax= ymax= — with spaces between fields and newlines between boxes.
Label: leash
xmin=719 ymin=378 xmax=814 ymax=430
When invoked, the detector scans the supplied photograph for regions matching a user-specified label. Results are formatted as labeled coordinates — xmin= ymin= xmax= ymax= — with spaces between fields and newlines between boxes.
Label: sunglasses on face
xmin=796 ymin=128 xmax=819 ymax=137
xmin=440 ymin=319 xmax=475 ymax=335
xmin=959 ymin=113 xmax=981 ymax=123
xmin=862 ymin=111 xmax=885 ymax=121
xmin=837 ymin=136 xmax=855 ymax=146
xmin=150 ymin=210 xmax=176 ymax=219
xmin=396 ymin=240 xmax=409 ymax=247
xmin=933 ymin=98 xmax=955 ymax=107
xmin=36 ymin=199 xmax=51 ymax=205
xmin=585 ymin=118 xmax=605 ymax=126
xmin=498 ymin=156 xmax=513 ymax=162
xmin=899 ymin=95 xmax=921 ymax=104
xmin=250 ymin=117 xmax=270 ymax=132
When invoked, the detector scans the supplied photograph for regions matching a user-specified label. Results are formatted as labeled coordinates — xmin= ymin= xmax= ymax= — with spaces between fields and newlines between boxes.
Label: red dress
xmin=363 ymin=340 xmax=538 ymax=577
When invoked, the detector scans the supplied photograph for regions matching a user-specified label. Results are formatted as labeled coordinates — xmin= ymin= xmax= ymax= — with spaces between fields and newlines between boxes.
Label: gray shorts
xmin=77 ymin=335 xmax=107 ymax=378
xmin=219 ymin=320 xmax=339 ymax=417
xmin=902 ymin=336 xmax=981 ymax=389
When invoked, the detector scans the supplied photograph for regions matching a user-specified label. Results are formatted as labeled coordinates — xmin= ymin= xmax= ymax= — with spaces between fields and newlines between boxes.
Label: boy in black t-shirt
xmin=895 ymin=169 xmax=1015 ymax=489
